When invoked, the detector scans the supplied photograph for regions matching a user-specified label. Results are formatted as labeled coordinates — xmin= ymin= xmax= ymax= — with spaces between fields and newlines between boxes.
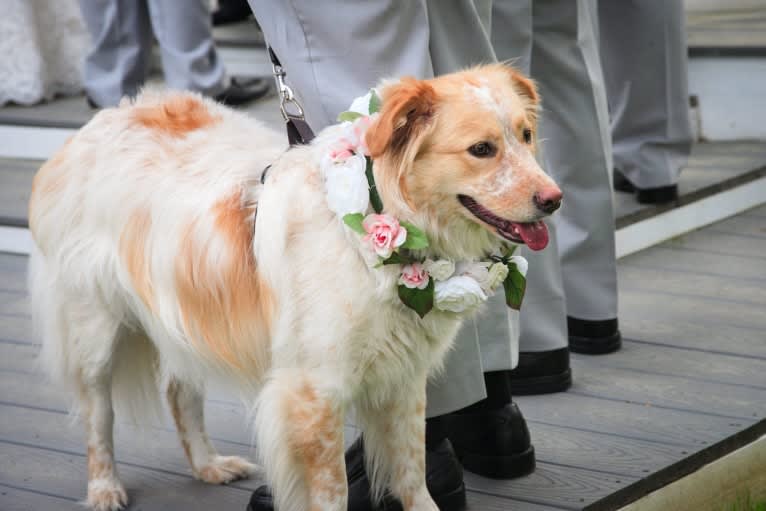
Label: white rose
xmin=423 ymin=259 xmax=455 ymax=281
xmin=348 ymin=89 xmax=379 ymax=115
xmin=484 ymin=262 xmax=509 ymax=292
xmin=455 ymin=260 xmax=489 ymax=284
xmin=434 ymin=275 xmax=488 ymax=313
xmin=322 ymin=152 xmax=369 ymax=216
xmin=508 ymin=255 xmax=528 ymax=277
xmin=453 ymin=261 xmax=508 ymax=294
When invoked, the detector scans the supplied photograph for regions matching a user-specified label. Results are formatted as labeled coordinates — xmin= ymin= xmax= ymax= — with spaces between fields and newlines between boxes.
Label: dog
xmin=27 ymin=63 xmax=561 ymax=511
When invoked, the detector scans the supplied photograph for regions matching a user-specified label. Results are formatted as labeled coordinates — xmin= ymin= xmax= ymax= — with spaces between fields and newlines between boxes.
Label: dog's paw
xmin=195 ymin=455 xmax=257 ymax=484
xmin=86 ymin=479 xmax=128 ymax=511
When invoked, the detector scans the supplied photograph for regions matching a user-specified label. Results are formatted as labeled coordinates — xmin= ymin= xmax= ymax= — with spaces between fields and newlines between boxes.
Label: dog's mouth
xmin=458 ymin=194 xmax=549 ymax=251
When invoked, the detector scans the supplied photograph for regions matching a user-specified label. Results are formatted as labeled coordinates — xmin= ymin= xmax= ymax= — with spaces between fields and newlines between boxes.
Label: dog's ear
xmin=508 ymin=68 xmax=540 ymax=124
xmin=365 ymin=77 xmax=437 ymax=160
xmin=364 ymin=78 xmax=438 ymax=212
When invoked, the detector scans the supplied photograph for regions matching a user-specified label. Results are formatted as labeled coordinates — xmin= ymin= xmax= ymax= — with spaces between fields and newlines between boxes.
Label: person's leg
xmin=249 ymin=0 xmax=433 ymax=131
xmin=531 ymin=0 xmax=620 ymax=353
xmin=600 ymin=0 xmax=693 ymax=201
xmin=78 ymin=0 xmax=153 ymax=107
xmin=145 ymin=0 xmax=226 ymax=96
xmin=423 ymin=0 xmax=539 ymax=480
xmin=492 ymin=0 xmax=571 ymax=395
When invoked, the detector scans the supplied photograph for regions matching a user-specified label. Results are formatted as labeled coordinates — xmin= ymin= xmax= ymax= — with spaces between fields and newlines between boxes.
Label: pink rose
xmin=399 ymin=263 xmax=430 ymax=290
xmin=362 ymin=214 xmax=407 ymax=258
xmin=329 ymin=137 xmax=356 ymax=163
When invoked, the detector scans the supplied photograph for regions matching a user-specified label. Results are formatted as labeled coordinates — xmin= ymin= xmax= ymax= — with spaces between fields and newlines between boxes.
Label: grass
xmin=719 ymin=493 xmax=766 ymax=511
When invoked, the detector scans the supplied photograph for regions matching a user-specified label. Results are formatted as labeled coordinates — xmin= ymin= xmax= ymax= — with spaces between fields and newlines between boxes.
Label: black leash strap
xmin=267 ymin=46 xmax=316 ymax=146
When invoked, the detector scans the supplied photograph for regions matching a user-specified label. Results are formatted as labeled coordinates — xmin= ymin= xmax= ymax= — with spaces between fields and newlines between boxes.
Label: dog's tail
xmin=110 ymin=330 xmax=164 ymax=424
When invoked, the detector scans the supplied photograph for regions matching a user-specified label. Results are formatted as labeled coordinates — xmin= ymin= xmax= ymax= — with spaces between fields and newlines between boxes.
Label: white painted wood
xmin=684 ymin=0 xmax=764 ymax=12
xmin=618 ymin=435 xmax=766 ymax=511
xmin=688 ymin=57 xmax=766 ymax=141
xmin=0 ymin=126 xmax=75 ymax=160
xmin=0 ymin=226 xmax=34 ymax=255
xmin=615 ymin=176 xmax=766 ymax=258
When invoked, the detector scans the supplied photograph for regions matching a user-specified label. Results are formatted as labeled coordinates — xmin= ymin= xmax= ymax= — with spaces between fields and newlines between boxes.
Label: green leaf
xmin=382 ymin=252 xmax=409 ymax=265
xmin=503 ymin=263 xmax=527 ymax=310
xmin=342 ymin=213 xmax=366 ymax=234
xmin=400 ymin=221 xmax=429 ymax=250
xmin=398 ymin=278 xmax=434 ymax=318
xmin=337 ymin=110 xmax=364 ymax=122
xmin=369 ymin=90 xmax=381 ymax=114
xmin=365 ymin=157 xmax=384 ymax=214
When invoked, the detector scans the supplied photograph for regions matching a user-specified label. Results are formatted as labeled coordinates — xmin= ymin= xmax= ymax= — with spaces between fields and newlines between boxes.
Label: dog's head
xmin=366 ymin=64 xmax=561 ymax=255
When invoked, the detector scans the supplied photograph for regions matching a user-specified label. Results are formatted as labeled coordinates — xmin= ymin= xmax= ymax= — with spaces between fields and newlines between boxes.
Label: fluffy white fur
xmin=28 ymin=65 xmax=560 ymax=511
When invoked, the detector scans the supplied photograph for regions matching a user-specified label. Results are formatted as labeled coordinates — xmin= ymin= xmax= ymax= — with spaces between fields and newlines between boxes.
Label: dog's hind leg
xmin=166 ymin=378 xmax=256 ymax=483
xmin=78 ymin=370 xmax=127 ymax=511
xmin=67 ymin=309 xmax=128 ymax=511
xmin=255 ymin=371 xmax=347 ymax=511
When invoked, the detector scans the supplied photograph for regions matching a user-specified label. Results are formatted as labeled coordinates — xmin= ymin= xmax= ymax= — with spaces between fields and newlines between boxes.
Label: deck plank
xmin=0 ymin=483 xmax=82 ymax=511
xmin=464 ymin=464 xmax=636 ymax=510
xmin=0 ymin=441 xmax=252 ymax=511
xmin=516 ymin=392 xmax=754 ymax=448
xmin=572 ymin=340 xmax=766 ymax=390
xmin=0 ymin=159 xmax=38 ymax=225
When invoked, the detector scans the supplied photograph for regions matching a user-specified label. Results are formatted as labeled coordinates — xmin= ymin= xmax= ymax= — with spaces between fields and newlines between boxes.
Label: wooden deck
xmin=1 ymin=204 xmax=765 ymax=511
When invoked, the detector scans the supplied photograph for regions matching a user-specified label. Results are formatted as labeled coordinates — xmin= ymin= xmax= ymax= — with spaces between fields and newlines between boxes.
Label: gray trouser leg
xmin=252 ymin=0 xmax=517 ymax=416
xmin=79 ymin=0 xmax=153 ymax=106
xmin=248 ymin=0 xmax=433 ymax=129
xmin=492 ymin=0 xmax=568 ymax=353
xmin=531 ymin=0 xmax=618 ymax=321
xmin=146 ymin=0 xmax=226 ymax=96
xmin=426 ymin=0 xmax=523 ymax=415
xmin=599 ymin=0 xmax=693 ymax=188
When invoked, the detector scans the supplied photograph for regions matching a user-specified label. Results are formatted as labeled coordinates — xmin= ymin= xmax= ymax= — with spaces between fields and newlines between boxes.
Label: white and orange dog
xmin=28 ymin=64 xmax=561 ymax=511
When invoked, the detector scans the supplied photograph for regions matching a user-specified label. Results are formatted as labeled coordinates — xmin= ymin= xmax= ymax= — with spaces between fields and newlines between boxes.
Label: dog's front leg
xmin=255 ymin=371 xmax=347 ymax=511
xmin=359 ymin=375 xmax=437 ymax=511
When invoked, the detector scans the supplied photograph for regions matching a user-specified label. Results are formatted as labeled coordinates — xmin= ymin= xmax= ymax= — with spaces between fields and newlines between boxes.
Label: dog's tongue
xmin=513 ymin=221 xmax=549 ymax=251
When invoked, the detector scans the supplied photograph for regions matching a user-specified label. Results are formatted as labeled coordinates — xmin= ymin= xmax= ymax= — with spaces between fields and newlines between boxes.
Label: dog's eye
xmin=523 ymin=128 xmax=532 ymax=144
xmin=468 ymin=142 xmax=496 ymax=158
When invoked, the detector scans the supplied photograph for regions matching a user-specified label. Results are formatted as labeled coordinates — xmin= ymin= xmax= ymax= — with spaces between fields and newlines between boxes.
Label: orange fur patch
xmin=175 ymin=188 xmax=273 ymax=375
xmin=133 ymin=95 xmax=220 ymax=137
xmin=120 ymin=208 xmax=155 ymax=311
xmin=87 ymin=445 xmax=115 ymax=481
xmin=366 ymin=78 xmax=437 ymax=159
xmin=285 ymin=381 xmax=345 ymax=507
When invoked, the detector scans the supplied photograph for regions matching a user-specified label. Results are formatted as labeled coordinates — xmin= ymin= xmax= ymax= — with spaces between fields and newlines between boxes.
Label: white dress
xmin=0 ymin=0 xmax=89 ymax=106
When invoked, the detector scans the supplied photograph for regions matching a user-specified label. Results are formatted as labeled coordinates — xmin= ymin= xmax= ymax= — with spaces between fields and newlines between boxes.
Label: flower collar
xmin=320 ymin=90 xmax=529 ymax=318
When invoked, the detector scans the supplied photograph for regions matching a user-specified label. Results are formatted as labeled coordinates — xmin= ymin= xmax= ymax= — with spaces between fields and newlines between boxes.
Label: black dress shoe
xmin=435 ymin=371 xmax=535 ymax=479
xmin=442 ymin=402 xmax=535 ymax=479
xmin=212 ymin=0 xmax=253 ymax=26
xmin=215 ymin=77 xmax=270 ymax=106
xmin=568 ymin=316 xmax=621 ymax=354
xmin=247 ymin=437 xmax=466 ymax=511
xmin=509 ymin=347 xmax=572 ymax=395
xmin=613 ymin=170 xmax=678 ymax=205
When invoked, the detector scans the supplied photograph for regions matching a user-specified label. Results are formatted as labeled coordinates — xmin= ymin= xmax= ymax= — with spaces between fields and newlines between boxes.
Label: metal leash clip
xmin=269 ymin=51 xmax=305 ymax=122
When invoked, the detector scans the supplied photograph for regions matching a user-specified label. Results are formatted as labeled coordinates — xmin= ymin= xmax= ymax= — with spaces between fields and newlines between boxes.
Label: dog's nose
xmin=534 ymin=188 xmax=563 ymax=214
